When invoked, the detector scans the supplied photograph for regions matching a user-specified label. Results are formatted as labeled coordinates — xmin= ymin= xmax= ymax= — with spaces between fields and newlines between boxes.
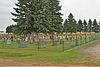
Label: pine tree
xmin=67 ymin=13 xmax=76 ymax=33
xmin=63 ymin=19 xmax=68 ymax=40
xmin=88 ymin=19 xmax=93 ymax=41
xmin=83 ymin=20 xmax=87 ymax=43
xmin=67 ymin=13 xmax=77 ymax=47
xmin=11 ymin=0 xmax=31 ymax=35
xmin=12 ymin=0 xmax=63 ymax=46
xmin=46 ymin=0 xmax=63 ymax=46
xmin=93 ymin=19 xmax=99 ymax=39
xmin=46 ymin=0 xmax=63 ymax=33
xmin=77 ymin=19 xmax=83 ymax=44
xmin=98 ymin=22 xmax=100 ymax=32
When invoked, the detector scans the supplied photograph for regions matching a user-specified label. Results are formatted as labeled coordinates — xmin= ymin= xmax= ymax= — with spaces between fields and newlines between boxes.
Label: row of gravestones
xmin=2 ymin=36 xmax=65 ymax=49
xmin=3 ymin=37 xmax=26 ymax=48
xmin=3 ymin=34 xmax=99 ymax=49
xmin=69 ymin=34 xmax=100 ymax=49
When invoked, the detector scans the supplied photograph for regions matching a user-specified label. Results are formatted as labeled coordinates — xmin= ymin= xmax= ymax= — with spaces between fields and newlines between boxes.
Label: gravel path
xmin=83 ymin=43 xmax=100 ymax=63
xmin=84 ymin=43 xmax=100 ymax=55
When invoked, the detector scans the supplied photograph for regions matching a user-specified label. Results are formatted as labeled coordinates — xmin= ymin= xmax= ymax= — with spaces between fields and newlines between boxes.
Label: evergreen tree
xmin=77 ymin=19 xmax=83 ymax=44
xmin=63 ymin=19 xmax=68 ymax=40
xmin=46 ymin=0 xmax=63 ymax=46
xmin=12 ymin=0 xmax=63 ymax=46
xmin=6 ymin=25 xmax=18 ymax=34
xmin=11 ymin=0 xmax=30 ymax=35
xmin=67 ymin=13 xmax=76 ymax=33
xmin=88 ymin=19 xmax=93 ymax=41
xmin=67 ymin=13 xmax=77 ymax=47
xmin=93 ymin=19 xmax=99 ymax=39
xmin=83 ymin=20 xmax=87 ymax=43
xmin=6 ymin=25 xmax=13 ymax=34
xmin=47 ymin=0 xmax=63 ymax=33
xmin=77 ymin=19 xmax=83 ymax=32
xmin=98 ymin=22 xmax=100 ymax=32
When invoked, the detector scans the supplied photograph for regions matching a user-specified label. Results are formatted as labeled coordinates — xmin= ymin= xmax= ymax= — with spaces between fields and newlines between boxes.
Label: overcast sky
xmin=0 ymin=0 xmax=100 ymax=31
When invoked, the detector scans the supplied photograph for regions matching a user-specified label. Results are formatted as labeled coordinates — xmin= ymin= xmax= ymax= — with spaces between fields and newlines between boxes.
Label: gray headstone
xmin=71 ymin=37 xmax=75 ymax=47
xmin=60 ymin=39 xmax=64 ymax=45
xmin=6 ymin=38 xmax=11 ymax=45
xmin=19 ymin=40 xmax=26 ymax=48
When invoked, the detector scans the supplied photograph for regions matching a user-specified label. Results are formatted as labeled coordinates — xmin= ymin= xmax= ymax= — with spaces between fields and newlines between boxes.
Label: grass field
xmin=0 ymin=37 xmax=100 ymax=65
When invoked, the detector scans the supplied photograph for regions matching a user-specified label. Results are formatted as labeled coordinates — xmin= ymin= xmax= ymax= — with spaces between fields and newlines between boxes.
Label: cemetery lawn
xmin=0 ymin=39 xmax=100 ymax=65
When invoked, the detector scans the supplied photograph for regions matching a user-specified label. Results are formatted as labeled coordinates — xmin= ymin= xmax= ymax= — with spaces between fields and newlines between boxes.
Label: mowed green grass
xmin=0 ymin=38 xmax=100 ymax=65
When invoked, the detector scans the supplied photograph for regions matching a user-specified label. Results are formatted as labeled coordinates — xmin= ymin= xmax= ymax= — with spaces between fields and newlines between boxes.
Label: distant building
xmin=0 ymin=31 xmax=5 ymax=34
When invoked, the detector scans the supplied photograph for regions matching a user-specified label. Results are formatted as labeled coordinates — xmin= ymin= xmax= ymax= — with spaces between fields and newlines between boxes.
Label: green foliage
xmin=11 ymin=0 xmax=63 ymax=34
xmin=6 ymin=25 xmax=18 ymax=34
xmin=88 ymin=19 xmax=93 ymax=32
xmin=63 ymin=19 xmax=68 ymax=32
xmin=11 ymin=0 xmax=30 ymax=34
xmin=93 ymin=19 xmax=99 ymax=33
xmin=98 ymin=22 xmax=100 ymax=32
xmin=77 ymin=19 xmax=83 ymax=32
xmin=83 ymin=20 xmax=87 ymax=32
xmin=67 ymin=13 xmax=77 ymax=33
xmin=46 ymin=0 xmax=63 ymax=33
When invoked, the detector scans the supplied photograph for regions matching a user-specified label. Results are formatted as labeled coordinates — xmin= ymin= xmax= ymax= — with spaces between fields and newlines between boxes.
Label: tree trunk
xmin=84 ymin=32 xmax=87 ymax=43
xmin=70 ymin=33 xmax=74 ymax=47
xmin=95 ymin=32 xmax=96 ymax=39
xmin=80 ymin=32 xmax=82 ymax=45
xmin=51 ymin=33 xmax=57 ymax=46
xmin=66 ymin=32 xmax=68 ymax=40
xmin=90 ymin=32 xmax=92 ymax=41
xmin=23 ymin=34 xmax=26 ymax=41
xmin=29 ymin=32 xmax=35 ymax=44
xmin=75 ymin=33 xmax=78 ymax=46
xmin=38 ymin=33 xmax=45 ymax=48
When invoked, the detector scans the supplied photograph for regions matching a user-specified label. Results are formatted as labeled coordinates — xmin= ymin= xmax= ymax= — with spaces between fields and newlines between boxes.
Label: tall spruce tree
xmin=67 ymin=13 xmax=76 ymax=34
xmin=63 ymin=19 xmax=68 ymax=40
xmin=12 ymin=0 xmax=50 ymax=34
xmin=88 ymin=19 xmax=93 ymax=41
xmin=11 ymin=0 xmax=31 ymax=35
xmin=67 ymin=13 xmax=77 ymax=47
xmin=12 ymin=0 xmax=63 ymax=45
xmin=77 ymin=19 xmax=83 ymax=44
xmin=47 ymin=0 xmax=63 ymax=33
xmin=46 ymin=0 xmax=63 ymax=46
xmin=93 ymin=19 xmax=99 ymax=39
xmin=83 ymin=20 xmax=87 ymax=43
xmin=98 ymin=22 xmax=100 ymax=32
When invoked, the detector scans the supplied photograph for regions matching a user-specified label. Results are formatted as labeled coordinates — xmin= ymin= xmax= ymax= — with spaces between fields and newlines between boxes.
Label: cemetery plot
xmin=0 ymin=33 xmax=100 ymax=52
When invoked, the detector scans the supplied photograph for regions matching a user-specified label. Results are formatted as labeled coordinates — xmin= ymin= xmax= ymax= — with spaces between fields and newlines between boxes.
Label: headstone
xmin=19 ymin=40 xmax=26 ymax=48
xmin=3 ymin=37 xmax=7 ymax=43
xmin=71 ymin=36 xmax=75 ymax=47
xmin=60 ymin=36 xmax=64 ymax=45
xmin=6 ymin=38 xmax=11 ymax=45
xmin=52 ymin=34 xmax=58 ymax=46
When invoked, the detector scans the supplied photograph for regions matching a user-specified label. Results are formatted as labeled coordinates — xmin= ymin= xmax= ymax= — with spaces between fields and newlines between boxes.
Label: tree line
xmin=6 ymin=0 xmax=100 ymax=46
